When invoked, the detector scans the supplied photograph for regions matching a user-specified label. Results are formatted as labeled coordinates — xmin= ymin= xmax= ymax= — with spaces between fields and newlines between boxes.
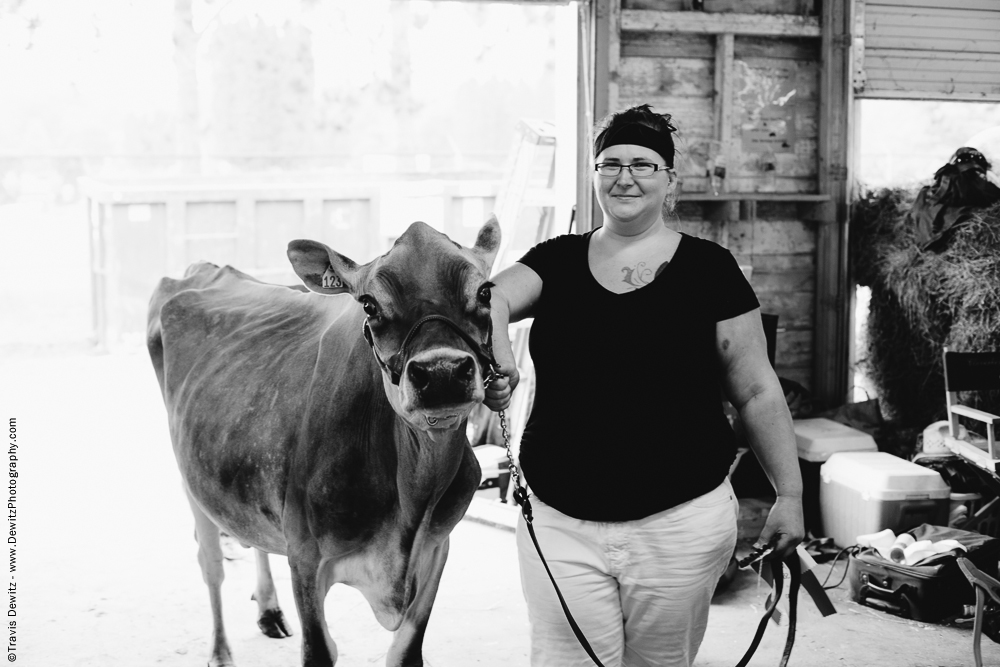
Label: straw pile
xmin=851 ymin=189 xmax=1000 ymax=427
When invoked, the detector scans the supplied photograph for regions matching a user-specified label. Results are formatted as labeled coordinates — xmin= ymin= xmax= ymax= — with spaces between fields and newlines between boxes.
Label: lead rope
xmin=493 ymin=387 xmax=799 ymax=667
xmin=496 ymin=407 xmax=609 ymax=667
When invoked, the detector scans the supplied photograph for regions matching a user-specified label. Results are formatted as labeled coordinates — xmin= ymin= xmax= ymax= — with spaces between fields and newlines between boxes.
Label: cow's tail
xmin=146 ymin=261 xmax=220 ymax=398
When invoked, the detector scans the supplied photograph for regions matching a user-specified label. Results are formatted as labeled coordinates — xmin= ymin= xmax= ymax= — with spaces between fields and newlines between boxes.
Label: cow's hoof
xmin=207 ymin=653 xmax=236 ymax=667
xmin=257 ymin=608 xmax=293 ymax=638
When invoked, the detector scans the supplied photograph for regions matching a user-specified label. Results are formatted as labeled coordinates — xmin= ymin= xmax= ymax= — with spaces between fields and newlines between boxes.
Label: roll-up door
xmin=857 ymin=0 xmax=1000 ymax=101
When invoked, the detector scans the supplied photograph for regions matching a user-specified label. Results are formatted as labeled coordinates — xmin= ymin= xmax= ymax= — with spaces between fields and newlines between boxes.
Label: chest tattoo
xmin=621 ymin=260 xmax=670 ymax=290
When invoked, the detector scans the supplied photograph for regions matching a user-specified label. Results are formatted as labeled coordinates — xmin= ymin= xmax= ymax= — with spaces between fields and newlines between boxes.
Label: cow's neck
xmin=392 ymin=417 xmax=468 ymax=522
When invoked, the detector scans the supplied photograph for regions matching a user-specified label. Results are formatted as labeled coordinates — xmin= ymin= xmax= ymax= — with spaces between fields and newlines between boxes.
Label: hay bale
xmin=851 ymin=189 xmax=1000 ymax=427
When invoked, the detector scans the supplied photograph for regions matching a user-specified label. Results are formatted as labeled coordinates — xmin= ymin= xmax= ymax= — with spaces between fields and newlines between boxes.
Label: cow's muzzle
xmin=362 ymin=314 xmax=498 ymax=387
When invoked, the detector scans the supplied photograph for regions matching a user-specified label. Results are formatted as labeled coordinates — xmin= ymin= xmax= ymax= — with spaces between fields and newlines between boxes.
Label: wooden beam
xmin=713 ymin=32 xmax=734 ymax=195
xmin=814 ymin=0 xmax=855 ymax=407
xmin=679 ymin=193 xmax=831 ymax=202
xmin=622 ymin=9 xmax=821 ymax=37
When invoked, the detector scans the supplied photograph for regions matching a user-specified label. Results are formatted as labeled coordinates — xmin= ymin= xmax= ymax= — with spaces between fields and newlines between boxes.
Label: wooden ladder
xmin=492 ymin=119 xmax=558 ymax=273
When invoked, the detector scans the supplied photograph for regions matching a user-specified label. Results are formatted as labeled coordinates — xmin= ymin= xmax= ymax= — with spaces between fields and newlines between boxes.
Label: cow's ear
xmin=472 ymin=215 xmax=501 ymax=272
xmin=287 ymin=240 xmax=359 ymax=295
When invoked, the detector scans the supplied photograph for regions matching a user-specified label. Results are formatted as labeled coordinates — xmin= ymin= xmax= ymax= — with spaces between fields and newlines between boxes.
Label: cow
xmin=147 ymin=218 xmax=502 ymax=667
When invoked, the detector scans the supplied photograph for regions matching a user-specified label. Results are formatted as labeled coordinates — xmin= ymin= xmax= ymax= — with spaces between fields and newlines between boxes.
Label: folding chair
xmin=958 ymin=557 xmax=1000 ymax=667
xmin=942 ymin=347 xmax=1000 ymax=475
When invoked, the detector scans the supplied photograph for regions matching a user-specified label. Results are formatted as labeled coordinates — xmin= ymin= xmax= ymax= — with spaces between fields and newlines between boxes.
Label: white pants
xmin=516 ymin=479 xmax=738 ymax=667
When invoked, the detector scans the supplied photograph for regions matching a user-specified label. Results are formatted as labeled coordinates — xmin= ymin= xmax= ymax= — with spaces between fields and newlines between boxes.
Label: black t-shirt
xmin=516 ymin=231 xmax=760 ymax=521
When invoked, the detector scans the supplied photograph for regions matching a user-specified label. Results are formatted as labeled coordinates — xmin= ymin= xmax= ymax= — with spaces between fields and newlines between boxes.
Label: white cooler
xmin=794 ymin=418 xmax=878 ymax=537
xmin=820 ymin=452 xmax=951 ymax=548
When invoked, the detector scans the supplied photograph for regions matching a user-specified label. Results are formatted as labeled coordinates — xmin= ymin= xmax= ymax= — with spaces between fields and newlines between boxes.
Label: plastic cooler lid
xmin=820 ymin=452 xmax=951 ymax=501
xmin=793 ymin=418 xmax=878 ymax=462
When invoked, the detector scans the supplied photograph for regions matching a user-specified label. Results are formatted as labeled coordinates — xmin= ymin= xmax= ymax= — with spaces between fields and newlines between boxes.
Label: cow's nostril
xmin=408 ymin=362 xmax=431 ymax=390
xmin=456 ymin=357 xmax=475 ymax=381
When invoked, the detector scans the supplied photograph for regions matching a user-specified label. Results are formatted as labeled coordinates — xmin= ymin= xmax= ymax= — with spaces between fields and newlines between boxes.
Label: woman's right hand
xmin=484 ymin=363 xmax=519 ymax=412
xmin=481 ymin=261 xmax=539 ymax=413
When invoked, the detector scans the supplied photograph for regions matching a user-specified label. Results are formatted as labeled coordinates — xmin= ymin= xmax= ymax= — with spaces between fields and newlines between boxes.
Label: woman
xmin=484 ymin=104 xmax=804 ymax=667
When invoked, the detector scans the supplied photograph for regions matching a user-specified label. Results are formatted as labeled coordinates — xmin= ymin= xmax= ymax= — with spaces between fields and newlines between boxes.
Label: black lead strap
xmin=513 ymin=487 xmax=609 ymax=667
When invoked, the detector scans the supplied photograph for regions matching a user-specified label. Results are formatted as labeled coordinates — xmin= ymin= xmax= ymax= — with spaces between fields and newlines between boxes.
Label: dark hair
xmin=593 ymin=104 xmax=677 ymax=167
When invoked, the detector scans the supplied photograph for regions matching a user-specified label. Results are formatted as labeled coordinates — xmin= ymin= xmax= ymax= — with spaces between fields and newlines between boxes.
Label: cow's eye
xmin=477 ymin=284 xmax=492 ymax=305
xmin=360 ymin=297 xmax=379 ymax=318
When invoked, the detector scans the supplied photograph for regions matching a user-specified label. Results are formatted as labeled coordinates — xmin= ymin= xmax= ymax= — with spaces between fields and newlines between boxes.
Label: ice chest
xmin=820 ymin=452 xmax=950 ymax=548
xmin=794 ymin=418 xmax=878 ymax=537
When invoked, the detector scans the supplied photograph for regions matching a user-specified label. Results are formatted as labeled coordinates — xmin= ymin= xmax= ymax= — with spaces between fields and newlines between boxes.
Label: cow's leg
xmin=186 ymin=492 xmax=235 ymax=667
xmin=289 ymin=545 xmax=338 ymax=667
xmin=386 ymin=538 xmax=450 ymax=667
xmin=251 ymin=549 xmax=293 ymax=638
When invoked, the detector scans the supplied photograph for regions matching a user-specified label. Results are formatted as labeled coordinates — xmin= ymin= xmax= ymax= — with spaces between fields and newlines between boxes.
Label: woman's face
xmin=593 ymin=143 xmax=675 ymax=228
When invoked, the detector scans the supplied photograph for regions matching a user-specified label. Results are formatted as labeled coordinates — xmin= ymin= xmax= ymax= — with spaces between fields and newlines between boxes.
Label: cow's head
xmin=288 ymin=218 xmax=501 ymax=433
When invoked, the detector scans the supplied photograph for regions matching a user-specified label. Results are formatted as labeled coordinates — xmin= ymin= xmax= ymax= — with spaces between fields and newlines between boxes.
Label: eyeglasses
xmin=594 ymin=162 xmax=669 ymax=177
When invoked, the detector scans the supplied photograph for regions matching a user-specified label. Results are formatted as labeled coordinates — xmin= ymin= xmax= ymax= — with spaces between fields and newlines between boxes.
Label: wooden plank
xmin=322 ymin=199 xmax=377 ymax=263
xmin=856 ymin=88 xmax=1000 ymax=102
xmin=868 ymin=0 xmax=998 ymax=10
xmin=715 ymin=176 xmax=818 ymax=193
xmin=715 ymin=32 xmax=736 ymax=149
xmin=185 ymin=201 xmax=240 ymax=235
xmin=865 ymin=66 xmax=1000 ymax=88
xmin=751 ymin=269 xmax=814 ymax=293
xmin=865 ymin=49 xmax=1000 ymax=65
xmin=862 ymin=77 xmax=1000 ymax=97
xmin=866 ymin=4 xmax=1000 ymax=27
xmin=236 ymin=198 xmax=254 ymax=268
xmin=614 ymin=94 xmax=715 ymax=136
xmin=757 ymin=292 xmax=814 ymax=329
xmin=624 ymin=0 xmax=686 ymax=10
xmin=620 ymin=32 xmax=715 ymax=59
xmin=678 ymin=193 xmax=829 ymax=202
xmin=621 ymin=9 xmax=821 ymax=37
xmin=735 ymin=36 xmax=821 ymax=60
xmin=751 ymin=253 xmax=815 ymax=273
xmin=703 ymin=0 xmax=817 ymax=14
xmin=673 ymin=219 xmax=727 ymax=243
xmin=619 ymin=56 xmax=715 ymax=97
xmin=726 ymin=219 xmax=816 ymax=255
xmin=776 ymin=365 xmax=812 ymax=388
xmin=254 ymin=201 xmax=304 ymax=272
xmin=774 ymin=329 xmax=813 ymax=366
xmin=866 ymin=34 xmax=1000 ymax=54
xmin=624 ymin=0 xmax=817 ymax=11
xmin=608 ymin=0 xmax=622 ymax=115
xmin=165 ymin=199 xmax=186 ymax=277
xmin=813 ymin=0 xmax=853 ymax=407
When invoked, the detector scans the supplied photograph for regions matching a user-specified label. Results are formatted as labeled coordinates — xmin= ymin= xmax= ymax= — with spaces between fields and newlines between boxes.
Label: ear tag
xmin=321 ymin=266 xmax=344 ymax=289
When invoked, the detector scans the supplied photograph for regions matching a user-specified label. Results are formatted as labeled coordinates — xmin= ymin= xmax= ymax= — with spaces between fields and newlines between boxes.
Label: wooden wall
xmin=585 ymin=0 xmax=854 ymax=396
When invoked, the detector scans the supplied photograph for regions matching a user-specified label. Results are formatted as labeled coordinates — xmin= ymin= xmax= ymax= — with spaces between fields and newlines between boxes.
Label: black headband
xmin=594 ymin=122 xmax=675 ymax=168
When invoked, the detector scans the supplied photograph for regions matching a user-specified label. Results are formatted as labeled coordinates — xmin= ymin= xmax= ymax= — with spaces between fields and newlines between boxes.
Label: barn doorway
xmin=852 ymin=98 xmax=1000 ymax=403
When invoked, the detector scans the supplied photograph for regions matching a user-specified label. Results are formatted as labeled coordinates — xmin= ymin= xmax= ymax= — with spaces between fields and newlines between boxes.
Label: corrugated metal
xmin=858 ymin=0 xmax=1000 ymax=100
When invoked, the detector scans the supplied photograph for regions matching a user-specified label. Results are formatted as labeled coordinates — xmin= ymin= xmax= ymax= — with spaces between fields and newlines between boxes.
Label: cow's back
xmin=147 ymin=262 xmax=365 ymax=552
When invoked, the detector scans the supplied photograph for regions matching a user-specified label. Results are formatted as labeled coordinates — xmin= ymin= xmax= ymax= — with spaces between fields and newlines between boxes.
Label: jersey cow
xmin=147 ymin=219 xmax=502 ymax=667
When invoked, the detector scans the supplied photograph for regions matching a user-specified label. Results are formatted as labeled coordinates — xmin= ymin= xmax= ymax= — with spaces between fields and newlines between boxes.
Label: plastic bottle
xmin=889 ymin=533 xmax=915 ymax=562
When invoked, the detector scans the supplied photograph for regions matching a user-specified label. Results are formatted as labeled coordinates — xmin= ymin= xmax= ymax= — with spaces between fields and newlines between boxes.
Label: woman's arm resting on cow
xmin=484 ymin=263 xmax=542 ymax=412
xmin=717 ymin=308 xmax=804 ymax=559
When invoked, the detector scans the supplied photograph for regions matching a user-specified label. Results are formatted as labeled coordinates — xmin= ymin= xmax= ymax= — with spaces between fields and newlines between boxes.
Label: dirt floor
xmin=2 ymin=347 xmax=998 ymax=667
xmin=2 ymin=201 xmax=999 ymax=666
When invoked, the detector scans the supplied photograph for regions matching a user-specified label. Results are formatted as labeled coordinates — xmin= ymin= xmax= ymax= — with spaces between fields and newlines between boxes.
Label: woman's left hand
xmin=755 ymin=494 xmax=805 ymax=560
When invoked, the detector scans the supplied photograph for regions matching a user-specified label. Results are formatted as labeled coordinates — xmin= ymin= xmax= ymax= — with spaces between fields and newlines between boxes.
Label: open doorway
xmin=852 ymin=99 xmax=1000 ymax=403
xmin=0 ymin=0 xmax=580 ymax=355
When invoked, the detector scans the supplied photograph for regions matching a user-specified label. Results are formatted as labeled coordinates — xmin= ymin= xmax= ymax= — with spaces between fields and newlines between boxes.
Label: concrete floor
xmin=3 ymin=349 xmax=997 ymax=666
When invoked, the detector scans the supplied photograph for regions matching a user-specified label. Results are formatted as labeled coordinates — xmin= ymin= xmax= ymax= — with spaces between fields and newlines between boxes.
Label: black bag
xmin=848 ymin=524 xmax=1000 ymax=623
